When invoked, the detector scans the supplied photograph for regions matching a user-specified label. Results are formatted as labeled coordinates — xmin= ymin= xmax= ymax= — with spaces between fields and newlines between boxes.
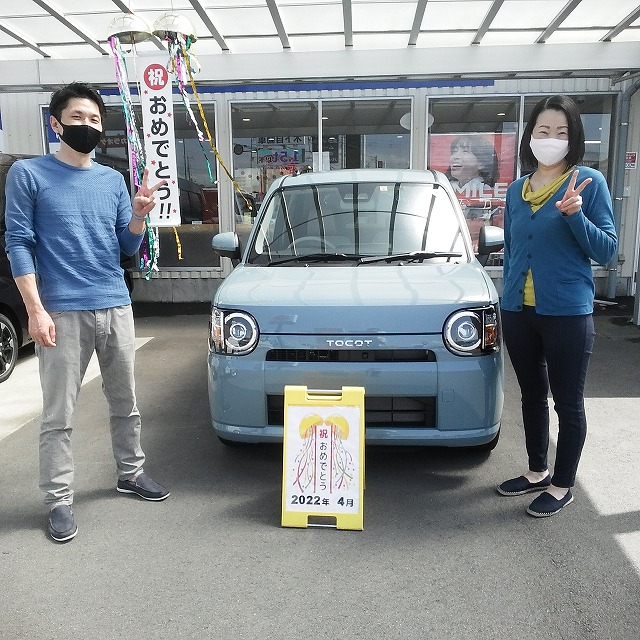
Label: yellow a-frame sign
xmin=281 ymin=386 xmax=365 ymax=530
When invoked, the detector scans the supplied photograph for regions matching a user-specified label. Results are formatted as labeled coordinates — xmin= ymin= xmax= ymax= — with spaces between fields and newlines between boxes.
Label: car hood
xmin=214 ymin=263 xmax=496 ymax=334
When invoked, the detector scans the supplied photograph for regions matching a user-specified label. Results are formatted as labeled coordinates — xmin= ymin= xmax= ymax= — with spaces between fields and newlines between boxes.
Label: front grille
xmin=267 ymin=395 xmax=436 ymax=428
xmin=266 ymin=349 xmax=436 ymax=363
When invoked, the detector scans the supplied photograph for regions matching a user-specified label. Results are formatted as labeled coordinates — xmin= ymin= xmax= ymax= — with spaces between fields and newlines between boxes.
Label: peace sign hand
xmin=556 ymin=169 xmax=591 ymax=217
xmin=132 ymin=168 xmax=167 ymax=218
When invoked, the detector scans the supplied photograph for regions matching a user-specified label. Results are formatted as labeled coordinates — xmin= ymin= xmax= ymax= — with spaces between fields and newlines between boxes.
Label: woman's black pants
xmin=501 ymin=307 xmax=595 ymax=488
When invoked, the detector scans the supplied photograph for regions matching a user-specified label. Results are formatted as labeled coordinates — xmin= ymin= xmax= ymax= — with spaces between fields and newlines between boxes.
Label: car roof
xmin=275 ymin=168 xmax=449 ymax=189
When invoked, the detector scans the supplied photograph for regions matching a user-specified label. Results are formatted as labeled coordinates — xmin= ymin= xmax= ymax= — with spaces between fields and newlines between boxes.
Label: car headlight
xmin=443 ymin=305 xmax=500 ymax=356
xmin=209 ymin=307 xmax=259 ymax=355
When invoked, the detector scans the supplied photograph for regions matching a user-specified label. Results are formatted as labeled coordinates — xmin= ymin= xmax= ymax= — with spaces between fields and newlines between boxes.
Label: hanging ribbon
xmin=162 ymin=33 xmax=253 ymax=214
xmin=108 ymin=36 xmax=159 ymax=278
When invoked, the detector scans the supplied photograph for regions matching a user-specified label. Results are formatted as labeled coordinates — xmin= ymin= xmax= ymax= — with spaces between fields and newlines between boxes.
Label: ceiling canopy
xmin=1 ymin=0 xmax=639 ymax=87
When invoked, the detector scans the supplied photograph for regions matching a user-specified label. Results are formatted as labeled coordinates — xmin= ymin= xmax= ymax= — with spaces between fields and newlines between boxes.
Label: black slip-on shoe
xmin=526 ymin=490 xmax=574 ymax=517
xmin=117 ymin=472 xmax=170 ymax=501
xmin=48 ymin=505 xmax=78 ymax=542
xmin=496 ymin=474 xmax=552 ymax=496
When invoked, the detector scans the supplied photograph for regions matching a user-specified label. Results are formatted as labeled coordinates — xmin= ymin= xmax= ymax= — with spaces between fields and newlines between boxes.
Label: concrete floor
xmin=0 ymin=300 xmax=639 ymax=640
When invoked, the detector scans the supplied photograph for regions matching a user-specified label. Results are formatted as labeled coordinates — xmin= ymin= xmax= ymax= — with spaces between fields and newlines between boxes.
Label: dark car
xmin=0 ymin=153 xmax=33 ymax=382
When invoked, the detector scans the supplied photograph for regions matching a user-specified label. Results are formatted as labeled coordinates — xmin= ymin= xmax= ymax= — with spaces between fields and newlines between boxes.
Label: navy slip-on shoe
xmin=117 ymin=472 xmax=170 ymax=501
xmin=496 ymin=474 xmax=552 ymax=496
xmin=48 ymin=505 xmax=78 ymax=542
xmin=526 ymin=489 xmax=574 ymax=517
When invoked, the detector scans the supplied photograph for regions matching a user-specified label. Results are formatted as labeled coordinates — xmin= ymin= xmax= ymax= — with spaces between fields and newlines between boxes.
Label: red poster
xmin=428 ymin=132 xmax=517 ymax=251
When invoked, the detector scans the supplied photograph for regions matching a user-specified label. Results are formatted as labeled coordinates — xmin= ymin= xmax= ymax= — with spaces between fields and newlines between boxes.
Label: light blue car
xmin=209 ymin=169 xmax=504 ymax=448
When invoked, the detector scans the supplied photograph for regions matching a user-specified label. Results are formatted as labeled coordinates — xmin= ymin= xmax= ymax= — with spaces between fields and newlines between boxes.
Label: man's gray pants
xmin=37 ymin=305 xmax=145 ymax=507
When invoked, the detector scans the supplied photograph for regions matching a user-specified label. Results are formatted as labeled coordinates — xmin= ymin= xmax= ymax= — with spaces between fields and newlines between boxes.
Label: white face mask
xmin=529 ymin=137 xmax=569 ymax=167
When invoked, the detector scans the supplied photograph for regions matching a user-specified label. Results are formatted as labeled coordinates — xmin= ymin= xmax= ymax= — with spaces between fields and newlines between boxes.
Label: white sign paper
xmin=139 ymin=59 xmax=181 ymax=227
xmin=284 ymin=404 xmax=361 ymax=515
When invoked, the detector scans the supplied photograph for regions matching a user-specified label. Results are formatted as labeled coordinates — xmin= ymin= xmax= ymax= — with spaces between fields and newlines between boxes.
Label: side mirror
xmin=477 ymin=225 xmax=504 ymax=266
xmin=212 ymin=231 xmax=241 ymax=261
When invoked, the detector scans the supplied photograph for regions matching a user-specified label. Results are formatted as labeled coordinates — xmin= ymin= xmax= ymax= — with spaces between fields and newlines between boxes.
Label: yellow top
xmin=520 ymin=168 xmax=574 ymax=306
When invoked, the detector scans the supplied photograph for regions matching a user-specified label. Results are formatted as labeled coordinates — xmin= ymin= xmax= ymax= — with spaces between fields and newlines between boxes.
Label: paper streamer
xmin=109 ymin=35 xmax=159 ymax=277
xmin=162 ymin=33 xmax=253 ymax=212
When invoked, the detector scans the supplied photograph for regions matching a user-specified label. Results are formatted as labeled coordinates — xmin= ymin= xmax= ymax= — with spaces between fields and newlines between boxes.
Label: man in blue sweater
xmin=5 ymin=82 xmax=170 ymax=542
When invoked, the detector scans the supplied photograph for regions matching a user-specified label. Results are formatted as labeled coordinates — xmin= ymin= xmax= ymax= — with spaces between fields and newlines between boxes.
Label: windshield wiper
xmin=267 ymin=253 xmax=361 ymax=266
xmin=357 ymin=251 xmax=462 ymax=265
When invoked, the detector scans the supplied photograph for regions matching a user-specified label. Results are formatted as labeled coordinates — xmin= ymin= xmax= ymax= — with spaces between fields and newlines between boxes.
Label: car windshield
xmin=247 ymin=181 xmax=470 ymax=265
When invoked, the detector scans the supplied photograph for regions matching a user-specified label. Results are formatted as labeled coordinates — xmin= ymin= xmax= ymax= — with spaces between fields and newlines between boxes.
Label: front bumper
xmin=208 ymin=332 xmax=503 ymax=446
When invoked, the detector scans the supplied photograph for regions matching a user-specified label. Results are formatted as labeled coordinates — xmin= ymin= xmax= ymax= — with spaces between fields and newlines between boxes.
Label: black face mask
xmin=59 ymin=123 xmax=102 ymax=154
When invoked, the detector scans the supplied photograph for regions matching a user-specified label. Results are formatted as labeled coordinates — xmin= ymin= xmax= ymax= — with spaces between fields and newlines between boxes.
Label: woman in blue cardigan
xmin=497 ymin=95 xmax=617 ymax=517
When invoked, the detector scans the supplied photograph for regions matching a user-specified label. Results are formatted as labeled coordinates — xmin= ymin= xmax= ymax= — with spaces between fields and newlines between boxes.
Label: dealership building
xmin=1 ymin=1 xmax=639 ymax=321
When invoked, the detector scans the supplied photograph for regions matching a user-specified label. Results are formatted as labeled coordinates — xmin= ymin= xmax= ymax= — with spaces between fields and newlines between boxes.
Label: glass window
xmin=231 ymin=100 xmax=411 ymax=204
xmin=427 ymin=97 xmax=520 ymax=258
xmin=232 ymin=101 xmax=318 ymax=248
xmin=321 ymin=99 xmax=411 ymax=171
xmin=232 ymin=101 xmax=318 ymax=203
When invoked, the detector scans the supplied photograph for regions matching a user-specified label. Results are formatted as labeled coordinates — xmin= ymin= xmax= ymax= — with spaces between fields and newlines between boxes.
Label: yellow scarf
xmin=520 ymin=167 xmax=574 ymax=305
xmin=522 ymin=167 xmax=574 ymax=212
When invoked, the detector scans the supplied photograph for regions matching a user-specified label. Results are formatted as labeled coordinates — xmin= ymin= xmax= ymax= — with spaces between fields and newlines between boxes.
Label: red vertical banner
xmin=139 ymin=59 xmax=181 ymax=227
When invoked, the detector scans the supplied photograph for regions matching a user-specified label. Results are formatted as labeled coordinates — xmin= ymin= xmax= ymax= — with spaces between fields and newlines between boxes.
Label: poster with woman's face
xmin=428 ymin=132 xmax=517 ymax=251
